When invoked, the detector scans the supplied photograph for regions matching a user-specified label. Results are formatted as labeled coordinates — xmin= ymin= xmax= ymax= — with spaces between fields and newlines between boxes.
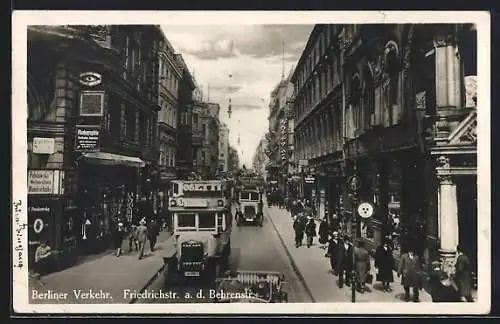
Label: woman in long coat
xmin=375 ymin=238 xmax=395 ymax=292
xmin=318 ymin=217 xmax=329 ymax=247
xmin=354 ymin=240 xmax=371 ymax=293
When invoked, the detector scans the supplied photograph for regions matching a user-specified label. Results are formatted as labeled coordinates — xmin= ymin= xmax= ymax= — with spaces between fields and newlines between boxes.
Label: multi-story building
xmin=266 ymin=74 xmax=293 ymax=193
xmin=27 ymin=25 xmax=163 ymax=261
xmin=218 ymin=123 xmax=230 ymax=174
xmin=291 ymin=24 xmax=477 ymax=274
xmin=191 ymin=102 xmax=220 ymax=178
xmin=252 ymin=137 xmax=269 ymax=181
xmin=175 ymin=54 xmax=196 ymax=180
xmin=156 ymin=34 xmax=181 ymax=208
xmin=228 ymin=145 xmax=240 ymax=176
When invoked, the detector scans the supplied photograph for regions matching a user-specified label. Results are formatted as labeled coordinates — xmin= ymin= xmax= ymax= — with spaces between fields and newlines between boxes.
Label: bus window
xmin=198 ymin=212 xmax=216 ymax=230
xmin=173 ymin=183 xmax=179 ymax=195
xmin=177 ymin=213 xmax=196 ymax=228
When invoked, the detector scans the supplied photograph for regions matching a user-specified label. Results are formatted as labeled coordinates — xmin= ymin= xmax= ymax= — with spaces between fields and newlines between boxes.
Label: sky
xmin=161 ymin=24 xmax=314 ymax=167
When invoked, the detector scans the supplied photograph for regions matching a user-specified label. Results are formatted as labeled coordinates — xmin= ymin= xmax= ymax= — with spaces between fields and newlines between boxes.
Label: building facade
xmin=291 ymin=24 xmax=477 ymax=274
xmin=252 ymin=137 xmax=269 ymax=181
xmin=228 ymin=145 xmax=240 ymax=177
xmin=218 ymin=123 xmax=230 ymax=174
xmin=156 ymin=34 xmax=181 ymax=209
xmin=266 ymin=76 xmax=293 ymax=193
xmin=27 ymin=25 xmax=163 ymax=262
xmin=191 ymin=102 xmax=220 ymax=179
xmin=175 ymin=54 xmax=196 ymax=180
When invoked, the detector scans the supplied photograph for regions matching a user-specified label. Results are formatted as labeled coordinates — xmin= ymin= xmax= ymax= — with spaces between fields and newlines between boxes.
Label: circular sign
xmin=347 ymin=176 xmax=361 ymax=192
xmin=79 ymin=72 xmax=102 ymax=87
xmin=33 ymin=218 xmax=44 ymax=234
xmin=357 ymin=202 xmax=374 ymax=219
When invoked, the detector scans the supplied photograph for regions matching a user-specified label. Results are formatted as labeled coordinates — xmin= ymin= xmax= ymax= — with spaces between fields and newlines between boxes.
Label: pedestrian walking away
xmin=318 ymin=216 xmax=329 ymax=249
xmin=136 ymin=218 xmax=149 ymax=260
xmin=147 ymin=218 xmax=159 ymax=252
xmin=337 ymin=235 xmax=354 ymax=288
xmin=327 ymin=231 xmax=340 ymax=275
xmin=305 ymin=216 xmax=317 ymax=248
xmin=454 ymin=244 xmax=474 ymax=302
xmin=354 ymin=240 xmax=371 ymax=293
xmin=293 ymin=213 xmax=306 ymax=248
xmin=375 ymin=237 xmax=395 ymax=292
xmin=113 ymin=221 xmax=126 ymax=257
xmin=398 ymin=246 xmax=423 ymax=302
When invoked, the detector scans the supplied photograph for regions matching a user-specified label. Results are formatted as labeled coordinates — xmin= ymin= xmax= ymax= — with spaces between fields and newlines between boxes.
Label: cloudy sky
xmin=161 ymin=24 xmax=313 ymax=167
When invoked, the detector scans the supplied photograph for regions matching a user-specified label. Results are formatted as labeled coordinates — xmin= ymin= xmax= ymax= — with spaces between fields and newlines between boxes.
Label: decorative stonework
xmin=437 ymin=174 xmax=453 ymax=184
xmin=436 ymin=155 xmax=450 ymax=168
xmin=459 ymin=119 xmax=477 ymax=144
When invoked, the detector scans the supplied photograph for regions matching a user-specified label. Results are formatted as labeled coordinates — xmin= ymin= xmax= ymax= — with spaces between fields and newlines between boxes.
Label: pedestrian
xmin=113 ymin=221 xmax=126 ymax=257
xmin=397 ymin=246 xmax=423 ymax=302
xmin=293 ymin=213 xmax=305 ymax=248
xmin=136 ymin=218 xmax=149 ymax=260
xmin=337 ymin=234 xmax=354 ymax=288
xmin=454 ymin=244 xmax=474 ymax=302
xmin=375 ymin=237 xmax=395 ymax=292
xmin=327 ymin=231 xmax=340 ymax=275
xmin=147 ymin=217 xmax=159 ymax=252
xmin=428 ymin=261 xmax=462 ymax=302
xmin=318 ymin=216 xmax=329 ymax=249
xmin=354 ymin=240 xmax=371 ymax=293
xmin=305 ymin=216 xmax=317 ymax=248
xmin=33 ymin=240 xmax=60 ymax=275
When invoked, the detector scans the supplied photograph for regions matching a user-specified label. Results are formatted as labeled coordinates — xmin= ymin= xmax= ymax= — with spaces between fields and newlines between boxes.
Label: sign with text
xmin=32 ymin=137 xmax=55 ymax=154
xmin=28 ymin=170 xmax=63 ymax=195
xmin=182 ymin=182 xmax=222 ymax=192
xmin=75 ymin=125 xmax=100 ymax=151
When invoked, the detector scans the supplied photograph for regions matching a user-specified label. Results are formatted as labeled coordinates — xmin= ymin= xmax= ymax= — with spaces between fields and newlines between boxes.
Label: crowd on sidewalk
xmin=275 ymin=198 xmax=475 ymax=303
xmin=32 ymin=196 xmax=164 ymax=278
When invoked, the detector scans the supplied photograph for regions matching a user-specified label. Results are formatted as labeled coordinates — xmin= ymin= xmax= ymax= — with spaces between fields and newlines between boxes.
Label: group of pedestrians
xmin=111 ymin=197 xmax=161 ymax=260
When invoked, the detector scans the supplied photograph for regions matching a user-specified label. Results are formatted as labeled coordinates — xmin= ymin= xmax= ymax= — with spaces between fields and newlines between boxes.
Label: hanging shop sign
xmin=74 ymin=125 xmax=100 ymax=152
xmin=32 ymin=137 xmax=55 ymax=154
xmin=28 ymin=170 xmax=64 ymax=195
xmin=304 ymin=175 xmax=316 ymax=184
xmin=357 ymin=201 xmax=375 ymax=219
xmin=79 ymin=72 xmax=102 ymax=87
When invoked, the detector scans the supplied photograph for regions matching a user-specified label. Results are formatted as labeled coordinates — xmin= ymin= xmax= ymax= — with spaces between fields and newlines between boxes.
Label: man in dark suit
xmin=337 ymin=234 xmax=354 ymax=288
xmin=327 ymin=231 xmax=340 ymax=274
xmin=398 ymin=246 xmax=423 ymax=302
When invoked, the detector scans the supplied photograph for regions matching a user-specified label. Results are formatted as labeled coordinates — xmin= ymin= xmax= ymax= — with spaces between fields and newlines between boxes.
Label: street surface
xmin=136 ymin=205 xmax=312 ymax=303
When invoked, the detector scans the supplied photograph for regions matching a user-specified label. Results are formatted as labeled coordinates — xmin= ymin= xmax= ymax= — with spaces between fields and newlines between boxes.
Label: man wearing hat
xmin=136 ymin=218 xmax=149 ymax=260
xmin=397 ymin=246 xmax=423 ymax=302
xmin=305 ymin=216 xmax=317 ymax=248
xmin=327 ymin=231 xmax=340 ymax=275
xmin=337 ymin=234 xmax=354 ymax=288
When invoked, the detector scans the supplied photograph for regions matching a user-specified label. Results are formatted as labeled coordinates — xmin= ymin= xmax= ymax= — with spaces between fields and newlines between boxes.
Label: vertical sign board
xmin=28 ymin=200 xmax=53 ymax=247
xmin=74 ymin=125 xmax=101 ymax=152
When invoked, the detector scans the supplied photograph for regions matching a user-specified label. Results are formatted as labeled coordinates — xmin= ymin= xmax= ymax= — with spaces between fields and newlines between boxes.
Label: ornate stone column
xmin=436 ymin=156 xmax=459 ymax=275
xmin=434 ymin=32 xmax=463 ymax=143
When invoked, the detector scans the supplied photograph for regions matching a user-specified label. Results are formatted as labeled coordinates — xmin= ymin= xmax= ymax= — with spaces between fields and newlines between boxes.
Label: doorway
xmin=456 ymin=175 xmax=478 ymax=275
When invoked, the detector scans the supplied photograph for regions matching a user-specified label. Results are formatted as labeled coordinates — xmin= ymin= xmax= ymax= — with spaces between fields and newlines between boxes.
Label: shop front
xmin=157 ymin=167 xmax=177 ymax=229
xmin=75 ymin=152 xmax=146 ymax=254
xmin=27 ymin=169 xmax=77 ymax=268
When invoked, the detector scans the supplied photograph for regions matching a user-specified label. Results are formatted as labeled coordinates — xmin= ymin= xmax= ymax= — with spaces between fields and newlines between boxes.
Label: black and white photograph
xmin=12 ymin=11 xmax=490 ymax=314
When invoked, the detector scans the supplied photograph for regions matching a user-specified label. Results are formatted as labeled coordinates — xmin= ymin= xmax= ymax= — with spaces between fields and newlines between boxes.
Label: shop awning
xmin=80 ymin=152 xmax=146 ymax=168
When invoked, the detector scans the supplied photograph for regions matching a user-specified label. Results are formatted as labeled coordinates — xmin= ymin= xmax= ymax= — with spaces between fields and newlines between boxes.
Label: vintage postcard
xmin=12 ymin=11 xmax=490 ymax=314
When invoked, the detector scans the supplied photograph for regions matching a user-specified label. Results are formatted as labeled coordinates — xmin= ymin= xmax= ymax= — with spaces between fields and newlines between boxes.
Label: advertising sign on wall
xmin=75 ymin=125 xmax=100 ymax=151
xmin=32 ymin=137 xmax=56 ymax=154
xmin=28 ymin=170 xmax=64 ymax=195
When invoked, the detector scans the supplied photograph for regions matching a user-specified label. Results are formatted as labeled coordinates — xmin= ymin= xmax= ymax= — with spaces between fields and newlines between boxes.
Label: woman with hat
xmin=354 ymin=240 xmax=371 ymax=293
xmin=136 ymin=218 xmax=149 ymax=260
xmin=375 ymin=237 xmax=395 ymax=292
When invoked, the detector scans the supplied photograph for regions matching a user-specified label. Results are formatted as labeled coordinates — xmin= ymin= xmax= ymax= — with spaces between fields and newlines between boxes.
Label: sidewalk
xmin=29 ymin=230 xmax=172 ymax=304
xmin=265 ymin=205 xmax=433 ymax=303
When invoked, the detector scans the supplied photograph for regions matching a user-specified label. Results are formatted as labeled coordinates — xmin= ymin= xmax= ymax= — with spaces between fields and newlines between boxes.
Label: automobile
xmin=235 ymin=187 xmax=263 ymax=226
xmin=212 ymin=271 xmax=288 ymax=303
